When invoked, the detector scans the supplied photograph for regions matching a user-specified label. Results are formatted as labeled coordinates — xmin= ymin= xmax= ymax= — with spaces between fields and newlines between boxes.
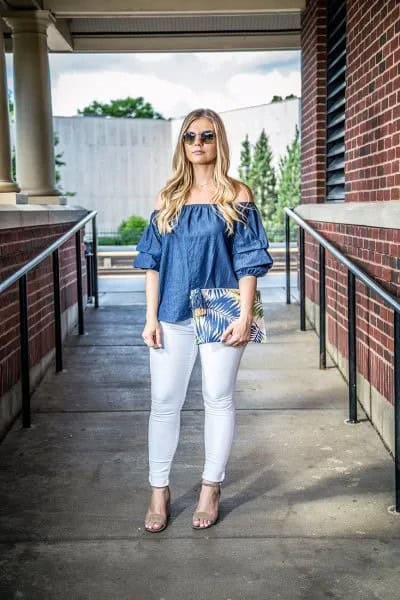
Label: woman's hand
xmin=142 ymin=318 xmax=163 ymax=348
xmin=220 ymin=315 xmax=252 ymax=347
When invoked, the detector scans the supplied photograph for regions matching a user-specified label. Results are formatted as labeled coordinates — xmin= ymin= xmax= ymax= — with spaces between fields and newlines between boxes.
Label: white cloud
xmin=6 ymin=50 xmax=300 ymax=118
xmin=52 ymin=70 xmax=195 ymax=116
xmin=226 ymin=69 xmax=301 ymax=106
xmin=196 ymin=50 xmax=298 ymax=70
xmin=133 ymin=53 xmax=174 ymax=63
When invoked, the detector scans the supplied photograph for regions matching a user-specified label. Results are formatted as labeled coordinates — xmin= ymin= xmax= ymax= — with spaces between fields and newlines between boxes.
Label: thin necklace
xmin=194 ymin=180 xmax=213 ymax=188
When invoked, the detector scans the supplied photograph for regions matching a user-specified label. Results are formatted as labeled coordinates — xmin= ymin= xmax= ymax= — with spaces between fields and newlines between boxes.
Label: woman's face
xmin=182 ymin=117 xmax=217 ymax=165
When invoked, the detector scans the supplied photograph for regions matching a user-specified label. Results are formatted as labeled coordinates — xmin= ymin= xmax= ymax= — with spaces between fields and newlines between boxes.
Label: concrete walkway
xmin=0 ymin=275 xmax=399 ymax=599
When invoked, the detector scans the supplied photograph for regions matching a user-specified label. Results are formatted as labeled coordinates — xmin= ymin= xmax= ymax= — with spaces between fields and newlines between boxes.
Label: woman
xmin=133 ymin=108 xmax=273 ymax=532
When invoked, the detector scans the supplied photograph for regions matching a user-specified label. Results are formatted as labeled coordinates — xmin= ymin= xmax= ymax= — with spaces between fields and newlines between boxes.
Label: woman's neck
xmin=192 ymin=164 xmax=214 ymax=187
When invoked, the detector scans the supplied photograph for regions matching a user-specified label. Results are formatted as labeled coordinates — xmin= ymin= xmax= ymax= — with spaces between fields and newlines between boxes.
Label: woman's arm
xmin=142 ymin=271 xmax=162 ymax=348
xmin=238 ymin=274 xmax=257 ymax=321
xmin=142 ymin=192 xmax=163 ymax=349
xmin=221 ymin=182 xmax=263 ymax=347
xmin=235 ymin=182 xmax=257 ymax=322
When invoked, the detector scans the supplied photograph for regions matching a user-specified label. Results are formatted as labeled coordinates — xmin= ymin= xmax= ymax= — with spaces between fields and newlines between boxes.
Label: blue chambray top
xmin=132 ymin=201 xmax=274 ymax=323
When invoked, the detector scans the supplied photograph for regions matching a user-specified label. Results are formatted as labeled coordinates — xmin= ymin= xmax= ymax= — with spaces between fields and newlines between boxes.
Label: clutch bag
xmin=189 ymin=287 xmax=267 ymax=344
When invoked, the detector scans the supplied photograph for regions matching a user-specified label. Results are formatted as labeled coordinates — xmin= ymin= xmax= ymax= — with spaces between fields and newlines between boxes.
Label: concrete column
xmin=3 ymin=10 xmax=62 ymax=202
xmin=0 ymin=29 xmax=19 ymax=199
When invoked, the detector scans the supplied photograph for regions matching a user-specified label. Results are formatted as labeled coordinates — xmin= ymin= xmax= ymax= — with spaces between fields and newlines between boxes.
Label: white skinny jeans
xmin=148 ymin=317 xmax=247 ymax=487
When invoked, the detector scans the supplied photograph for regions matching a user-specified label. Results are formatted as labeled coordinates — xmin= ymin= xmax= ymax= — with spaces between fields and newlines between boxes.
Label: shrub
xmin=118 ymin=215 xmax=148 ymax=245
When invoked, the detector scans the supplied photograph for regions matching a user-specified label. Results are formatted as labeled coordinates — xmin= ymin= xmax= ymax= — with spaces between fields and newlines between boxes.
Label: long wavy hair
xmin=154 ymin=108 xmax=253 ymax=236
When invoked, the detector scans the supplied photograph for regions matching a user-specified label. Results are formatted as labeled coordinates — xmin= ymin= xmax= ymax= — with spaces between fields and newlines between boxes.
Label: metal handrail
xmin=284 ymin=206 xmax=400 ymax=514
xmin=0 ymin=210 xmax=99 ymax=428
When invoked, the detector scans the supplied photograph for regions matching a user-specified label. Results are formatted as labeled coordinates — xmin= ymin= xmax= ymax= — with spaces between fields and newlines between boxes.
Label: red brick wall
xmin=300 ymin=0 xmax=327 ymax=204
xmin=300 ymin=0 xmax=400 ymax=406
xmin=304 ymin=222 xmax=399 ymax=404
xmin=345 ymin=0 xmax=400 ymax=203
xmin=0 ymin=223 xmax=87 ymax=398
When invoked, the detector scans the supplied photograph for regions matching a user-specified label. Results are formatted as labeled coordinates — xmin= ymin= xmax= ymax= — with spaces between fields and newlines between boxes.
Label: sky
xmin=6 ymin=50 xmax=300 ymax=119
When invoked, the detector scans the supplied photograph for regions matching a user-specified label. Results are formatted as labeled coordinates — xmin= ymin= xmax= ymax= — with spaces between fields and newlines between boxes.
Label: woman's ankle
xmin=202 ymin=479 xmax=221 ymax=487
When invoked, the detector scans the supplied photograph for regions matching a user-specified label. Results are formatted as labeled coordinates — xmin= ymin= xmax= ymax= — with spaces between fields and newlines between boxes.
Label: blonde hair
xmin=154 ymin=108 xmax=253 ymax=236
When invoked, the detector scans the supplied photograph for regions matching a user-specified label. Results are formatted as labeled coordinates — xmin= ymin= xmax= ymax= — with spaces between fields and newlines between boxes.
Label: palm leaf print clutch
xmin=189 ymin=287 xmax=267 ymax=344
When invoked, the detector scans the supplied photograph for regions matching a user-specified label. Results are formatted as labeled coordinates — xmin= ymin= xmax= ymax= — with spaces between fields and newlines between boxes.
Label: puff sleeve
xmin=231 ymin=204 xmax=274 ymax=279
xmin=132 ymin=210 xmax=162 ymax=272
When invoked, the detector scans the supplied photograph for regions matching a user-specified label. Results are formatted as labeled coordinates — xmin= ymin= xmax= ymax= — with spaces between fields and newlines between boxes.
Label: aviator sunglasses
xmin=182 ymin=130 xmax=216 ymax=145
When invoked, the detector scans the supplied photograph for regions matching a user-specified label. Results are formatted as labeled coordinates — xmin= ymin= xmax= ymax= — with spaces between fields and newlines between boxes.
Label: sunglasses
xmin=182 ymin=130 xmax=216 ymax=145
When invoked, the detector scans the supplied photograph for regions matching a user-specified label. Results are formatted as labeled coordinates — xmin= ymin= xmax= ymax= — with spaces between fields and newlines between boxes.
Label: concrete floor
xmin=0 ymin=275 xmax=399 ymax=599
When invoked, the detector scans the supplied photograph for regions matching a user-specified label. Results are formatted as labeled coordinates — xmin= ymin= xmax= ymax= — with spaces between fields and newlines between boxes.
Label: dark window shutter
xmin=326 ymin=0 xmax=346 ymax=202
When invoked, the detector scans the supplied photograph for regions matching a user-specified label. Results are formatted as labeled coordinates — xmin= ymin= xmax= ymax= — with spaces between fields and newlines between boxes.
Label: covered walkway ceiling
xmin=1 ymin=0 xmax=304 ymax=52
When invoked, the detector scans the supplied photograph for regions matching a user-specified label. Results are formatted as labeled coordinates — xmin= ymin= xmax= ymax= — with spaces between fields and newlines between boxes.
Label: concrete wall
xmin=52 ymin=116 xmax=172 ymax=232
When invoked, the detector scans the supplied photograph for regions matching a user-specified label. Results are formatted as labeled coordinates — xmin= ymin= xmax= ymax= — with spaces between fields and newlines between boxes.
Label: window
xmin=326 ymin=0 xmax=346 ymax=202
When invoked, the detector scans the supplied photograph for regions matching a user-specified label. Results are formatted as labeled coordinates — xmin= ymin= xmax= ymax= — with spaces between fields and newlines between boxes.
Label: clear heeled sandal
xmin=192 ymin=480 xmax=221 ymax=530
xmin=144 ymin=485 xmax=171 ymax=533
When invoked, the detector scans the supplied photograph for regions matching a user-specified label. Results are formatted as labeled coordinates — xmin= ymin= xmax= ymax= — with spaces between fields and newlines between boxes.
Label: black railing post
xmin=52 ymin=249 xmax=63 ymax=372
xmin=85 ymin=241 xmax=93 ymax=303
xmin=75 ymin=230 xmax=84 ymax=335
xmin=299 ymin=226 xmax=306 ymax=331
xmin=92 ymin=215 xmax=99 ymax=309
xmin=285 ymin=211 xmax=291 ymax=305
xmin=347 ymin=270 xmax=358 ymax=423
xmin=18 ymin=274 xmax=30 ymax=428
xmin=394 ymin=310 xmax=400 ymax=512
xmin=319 ymin=244 xmax=326 ymax=369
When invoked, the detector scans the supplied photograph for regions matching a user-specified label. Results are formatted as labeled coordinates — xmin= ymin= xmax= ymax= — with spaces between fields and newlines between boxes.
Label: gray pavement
xmin=0 ymin=275 xmax=399 ymax=599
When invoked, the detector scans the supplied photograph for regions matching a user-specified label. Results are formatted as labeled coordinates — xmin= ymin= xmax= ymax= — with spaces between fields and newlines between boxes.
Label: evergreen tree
xmin=269 ymin=125 xmax=300 ymax=241
xmin=238 ymin=134 xmax=252 ymax=185
xmin=248 ymin=128 xmax=277 ymax=223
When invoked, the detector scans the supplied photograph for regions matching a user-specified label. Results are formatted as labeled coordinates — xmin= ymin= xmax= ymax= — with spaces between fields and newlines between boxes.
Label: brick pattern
xmin=304 ymin=221 xmax=400 ymax=404
xmin=345 ymin=0 xmax=400 ymax=202
xmin=300 ymin=0 xmax=400 ymax=405
xmin=0 ymin=224 xmax=87 ymax=397
xmin=300 ymin=0 xmax=327 ymax=204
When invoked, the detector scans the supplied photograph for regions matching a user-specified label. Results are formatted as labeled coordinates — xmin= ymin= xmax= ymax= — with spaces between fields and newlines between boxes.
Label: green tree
xmin=271 ymin=94 xmax=298 ymax=103
xmin=248 ymin=128 xmax=277 ymax=223
xmin=269 ymin=125 xmax=301 ymax=241
xmin=78 ymin=96 xmax=164 ymax=119
xmin=238 ymin=134 xmax=252 ymax=185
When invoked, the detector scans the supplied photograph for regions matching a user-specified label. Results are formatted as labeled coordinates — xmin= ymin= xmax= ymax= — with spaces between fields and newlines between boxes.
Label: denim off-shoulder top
xmin=132 ymin=201 xmax=274 ymax=323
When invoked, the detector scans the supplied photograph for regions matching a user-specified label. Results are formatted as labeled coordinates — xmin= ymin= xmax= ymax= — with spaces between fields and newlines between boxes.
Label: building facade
xmin=298 ymin=0 xmax=399 ymax=453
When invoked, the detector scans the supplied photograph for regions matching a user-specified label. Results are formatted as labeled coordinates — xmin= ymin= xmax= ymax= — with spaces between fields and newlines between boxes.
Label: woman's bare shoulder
xmin=232 ymin=180 xmax=255 ymax=204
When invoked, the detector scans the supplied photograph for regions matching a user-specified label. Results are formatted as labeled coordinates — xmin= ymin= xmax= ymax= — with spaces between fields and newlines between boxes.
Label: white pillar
xmin=0 ymin=29 xmax=19 ymax=200
xmin=3 ymin=10 xmax=62 ymax=203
